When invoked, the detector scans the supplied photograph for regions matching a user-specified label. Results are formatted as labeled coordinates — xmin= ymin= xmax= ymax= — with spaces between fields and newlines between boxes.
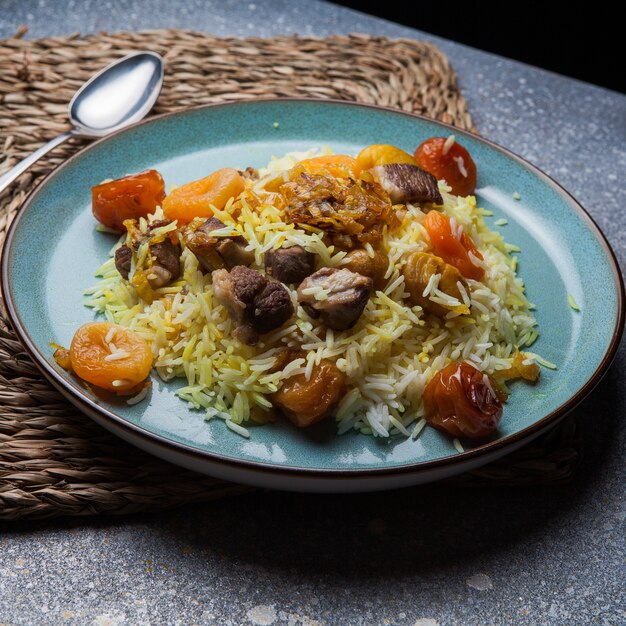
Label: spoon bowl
xmin=0 ymin=51 xmax=164 ymax=194
xmin=69 ymin=52 xmax=164 ymax=137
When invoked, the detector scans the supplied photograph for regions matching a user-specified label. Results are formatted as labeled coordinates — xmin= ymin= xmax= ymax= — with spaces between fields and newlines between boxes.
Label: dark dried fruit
xmin=272 ymin=358 xmax=346 ymax=427
xmin=423 ymin=362 xmax=502 ymax=440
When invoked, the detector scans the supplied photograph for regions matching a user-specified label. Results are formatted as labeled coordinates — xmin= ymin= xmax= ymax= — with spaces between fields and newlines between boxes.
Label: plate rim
xmin=2 ymin=97 xmax=624 ymax=479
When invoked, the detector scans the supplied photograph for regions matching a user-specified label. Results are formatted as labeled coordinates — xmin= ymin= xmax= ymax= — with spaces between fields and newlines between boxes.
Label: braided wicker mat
xmin=0 ymin=30 xmax=580 ymax=521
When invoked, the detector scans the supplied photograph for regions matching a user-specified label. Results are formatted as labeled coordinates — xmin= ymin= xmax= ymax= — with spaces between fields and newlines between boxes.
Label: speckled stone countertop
xmin=0 ymin=2 xmax=624 ymax=625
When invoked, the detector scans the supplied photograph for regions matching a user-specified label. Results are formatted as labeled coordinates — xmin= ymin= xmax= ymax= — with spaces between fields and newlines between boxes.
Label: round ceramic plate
xmin=2 ymin=99 xmax=624 ymax=492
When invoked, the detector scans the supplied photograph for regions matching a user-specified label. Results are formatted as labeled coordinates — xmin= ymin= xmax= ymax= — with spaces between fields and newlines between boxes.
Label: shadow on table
xmin=178 ymin=372 xmax=617 ymax=580
xmin=4 ymin=362 xmax=622 ymax=580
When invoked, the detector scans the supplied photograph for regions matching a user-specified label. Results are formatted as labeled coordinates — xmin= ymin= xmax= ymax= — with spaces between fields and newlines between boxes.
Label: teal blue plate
xmin=2 ymin=99 xmax=624 ymax=492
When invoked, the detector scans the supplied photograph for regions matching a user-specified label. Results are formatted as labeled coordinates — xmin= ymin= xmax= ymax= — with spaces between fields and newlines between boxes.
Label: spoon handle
xmin=0 ymin=131 xmax=74 ymax=196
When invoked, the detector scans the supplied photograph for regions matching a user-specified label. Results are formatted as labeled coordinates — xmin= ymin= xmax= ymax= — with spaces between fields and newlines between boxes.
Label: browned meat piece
xmin=252 ymin=282 xmax=294 ymax=333
xmin=217 ymin=239 xmax=255 ymax=270
xmin=227 ymin=264 xmax=267 ymax=305
xmin=114 ymin=245 xmax=132 ymax=280
xmin=342 ymin=248 xmax=388 ymax=290
xmin=146 ymin=239 xmax=182 ymax=289
xmin=265 ymin=245 xmax=316 ymax=284
xmin=232 ymin=322 xmax=259 ymax=346
xmin=212 ymin=269 xmax=247 ymax=321
xmin=370 ymin=164 xmax=443 ymax=205
xmin=148 ymin=218 xmax=174 ymax=231
xmin=114 ymin=237 xmax=181 ymax=288
xmin=183 ymin=217 xmax=254 ymax=273
xmin=212 ymin=265 xmax=294 ymax=345
xmin=402 ymin=251 xmax=469 ymax=317
xmin=240 ymin=166 xmax=259 ymax=180
xmin=297 ymin=267 xmax=373 ymax=331
xmin=116 ymin=218 xmax=183 ymax=292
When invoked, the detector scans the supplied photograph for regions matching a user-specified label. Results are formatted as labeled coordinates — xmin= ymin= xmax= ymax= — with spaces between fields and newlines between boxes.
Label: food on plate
xmin=355 ymin=144 xmax=417 ymax=170
xmin=422 ymin=209 xmax=485 ymax=280
xmin=117 ymin=217 xmax=182 ymax=303
xmin=162 ymin=167 xmax=245 ymax=224
xmin=280 ymin=169 xmax=393 ymax=249
xmin=341 ymin=248 xmax=388 ymax=291
xmin=414 ymin=135 xmax=477 ymax=197
xmin=70 ymin=139 xmax=546 ymax=443
xmin=402 ymin=251 xmax=469 ymax=318
xmin=423 ymin=362 xmax=502 ymax=439
xmin=369 ymin=163 xmax=443 ymax=205
xmin=265 ymin=245 xmax=316 ymax=284
xmin=492 ymin=349 xmax=540 ymax=382
xmin=92 ymin=169 xmax=165 ymax=232
xmin=212 ymin=265 xmax=294 ymax=345
xmin=297 ymin=267 xmax=373 ymax=331
xmin=182 ymin=217 xmax=255 ymax=272
xmin=290 ymin=154 xmax=361 ymax=179
xmin=271 ymin=352 xmax=346 ymax=428
xmin=61 ymin=322 xmax=152 ymax=393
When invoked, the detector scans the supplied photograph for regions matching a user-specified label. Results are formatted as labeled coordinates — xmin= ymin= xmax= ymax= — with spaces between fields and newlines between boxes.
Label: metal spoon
xmin=0 ymin=51 xmax=164 ymax=195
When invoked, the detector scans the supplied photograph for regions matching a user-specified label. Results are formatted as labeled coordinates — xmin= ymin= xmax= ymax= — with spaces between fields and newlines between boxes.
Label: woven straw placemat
xmin=0 ymin=30 xmax=580 ymax=521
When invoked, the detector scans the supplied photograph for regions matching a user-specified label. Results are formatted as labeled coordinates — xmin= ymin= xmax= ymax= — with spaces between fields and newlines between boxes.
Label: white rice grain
xmin=126 ymin=385 xmax=150 ymax=405
xmin=422 ymin=272 xmax=440 ymax=298
xmin=103 ymin=351 xmax=130 ymax=362
xmin=411 ymin=418 xmax=427 ymax=439
xmin=443 ymin=135 xmax=455 ymax=155
xmin=226 ymin=420 xmax=250 ymax=438
xmin=105 ymin=326 xmax=116 ymax=344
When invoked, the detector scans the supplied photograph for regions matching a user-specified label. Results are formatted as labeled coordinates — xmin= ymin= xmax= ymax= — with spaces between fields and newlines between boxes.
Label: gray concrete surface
xmin=1 ymin=1 xmax=624 ymax=624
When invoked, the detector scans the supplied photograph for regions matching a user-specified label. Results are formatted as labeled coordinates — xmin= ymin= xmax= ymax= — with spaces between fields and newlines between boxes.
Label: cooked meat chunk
xmin=240 ymin=166 xmax=259 ymax=180
xmin=183 ymin=217 xmax=254 ymax=273
xmin=370 ymin=163 xmax=443 ymax=205
xmin=212 ymin=268 xmax=246 ymax=320
xmin=212 ymin=265 xmax=294 ymax=345
xmin=265 ymin=245 xmax=316 ymax=284
xmin=252 ymin=282 xmax=294 ymax=333
xmin=402 ymin=251 xmax=469 ymax=317
xmin=146 ymin=239 xmax=182 ymax=289
xmin=227 ymin=264 xmax=268 ymax=305
xmin=297 ymin=267 xmax=373 ymax=331
xmin=217 ymin=238 xmax=255 ymax=270
xmin=116 ymin=219 xmax=183 ymax=302
xmin=232 ymin=322 xmax=259 ymax=346
xmin=342 ymin=248 xmax=388 ymax=290
xmin=114 ymin=244 xmax=132 ymax=280
xmin=201 ymin=217 xmax=235 ymax=235
xmin=114 ymin=237 xmax=181 ymax=289
xmin=148 ymin=218 xmax=174 ymax=231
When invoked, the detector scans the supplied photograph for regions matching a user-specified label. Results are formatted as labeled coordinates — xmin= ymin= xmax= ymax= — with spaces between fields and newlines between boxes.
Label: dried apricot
xmin=272 ymin=359 xmax=346 ymax=427
xmin=402 ymin=250 xmax=469 ymax=317
xmin=69 ymin=322 xmax=152 ymax=392
xmin=92 ymin=170 xmax=165 ymax=232
xmin=291 ymin=154 xmax=361 ymax=179
xmin=162 ymin=168 xmax=245 ymax=224
xmin=355 ymin=144 xmax=417 ymax=171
